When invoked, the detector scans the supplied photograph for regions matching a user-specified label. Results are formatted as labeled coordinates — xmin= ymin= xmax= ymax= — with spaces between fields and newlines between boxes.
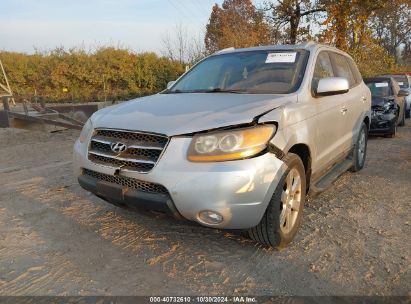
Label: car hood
xmin=371 ymin=96 xmax=395 ymax=107
xmin=92 ymin=93 xmax=293 ymax=136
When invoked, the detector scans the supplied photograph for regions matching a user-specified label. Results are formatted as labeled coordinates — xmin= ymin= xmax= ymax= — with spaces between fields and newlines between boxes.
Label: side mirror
xmin=167 ymin=80 xmax=176 ymax=90
xmin=315 ymin=77 xmax=349 ymax=97
xmin=398 ymin=89 xmax=409 ymax=97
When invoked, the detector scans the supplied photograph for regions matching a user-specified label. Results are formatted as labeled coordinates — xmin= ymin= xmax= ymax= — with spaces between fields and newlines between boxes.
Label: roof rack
xmin=216 ymin=47 xmax=235 ymax=54
xmin=299 ymin=40 xmax=316 ymax=47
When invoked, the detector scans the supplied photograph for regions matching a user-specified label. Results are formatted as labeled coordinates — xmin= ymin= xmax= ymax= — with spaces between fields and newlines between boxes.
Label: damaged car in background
xmin=74 ymin=42 xmax=371 ymax=248
xmin=364 ymin=77 xmax=408 ymax=138
xmin=382 ymin=73 xmax=411 ymax=118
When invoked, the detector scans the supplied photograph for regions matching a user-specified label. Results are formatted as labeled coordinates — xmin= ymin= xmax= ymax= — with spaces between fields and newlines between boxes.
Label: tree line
xmin=0 ymin=47 xmax=184 ymax=102
xmin=202 ymin=0 xmax=411 ymax=75
xmin=1 ymin=0 xmax=410 ymax=103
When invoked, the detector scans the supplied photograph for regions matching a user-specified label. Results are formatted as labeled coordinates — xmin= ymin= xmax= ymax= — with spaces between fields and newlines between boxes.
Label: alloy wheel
xmin=280 ymin=168 xmax=302 ymax=234
xmin=358 ymin=128 xmax=366 ymax=165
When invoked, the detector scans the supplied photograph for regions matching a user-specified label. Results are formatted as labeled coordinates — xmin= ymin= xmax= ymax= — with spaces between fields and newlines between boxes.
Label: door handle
xmin=340 ymin=106 xmax=348 ymax=114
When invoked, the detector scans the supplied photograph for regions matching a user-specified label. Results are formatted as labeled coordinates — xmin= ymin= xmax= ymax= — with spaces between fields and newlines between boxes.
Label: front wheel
xmin=247 ymin=153 xmax=306 ymax=248
xmin=350 ymin=122 xmax=368 ymax=172
xmin=386 ymin=123 xmax=397 ymax=138
xmin=399 ymin=108 xmax=406 ymax=126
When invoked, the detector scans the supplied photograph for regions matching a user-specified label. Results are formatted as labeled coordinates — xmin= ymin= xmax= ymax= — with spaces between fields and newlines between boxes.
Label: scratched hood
xmin=92 ymin=93 xmax=293 ymax=136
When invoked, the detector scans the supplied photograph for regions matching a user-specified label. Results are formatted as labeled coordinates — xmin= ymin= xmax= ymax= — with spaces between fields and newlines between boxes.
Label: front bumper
xmin=78 ymin=173 xmax=180 ymax=216
xmin=369 ymin=111 xmax=397 ymax=134
xmin=74 ymin=135 xmax=287 ymax=229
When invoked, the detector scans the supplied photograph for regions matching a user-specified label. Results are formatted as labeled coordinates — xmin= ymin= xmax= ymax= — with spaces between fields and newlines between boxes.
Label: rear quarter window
xmin=347 ymin=57 xmax=363 ymax=85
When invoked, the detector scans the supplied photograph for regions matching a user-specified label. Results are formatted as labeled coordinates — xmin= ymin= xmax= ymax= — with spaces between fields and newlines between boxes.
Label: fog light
xmin=198 ymin=210 xmax=224 ymax=225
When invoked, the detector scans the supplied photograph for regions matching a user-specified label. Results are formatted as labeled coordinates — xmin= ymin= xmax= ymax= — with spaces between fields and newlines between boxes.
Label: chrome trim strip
xmin=87 ymin=128 xmax=170 ymax=174
xmin=89 ymin=150 xmax=156 ymax=165
xmin=91 ymin=136 xmax=164 ymax=150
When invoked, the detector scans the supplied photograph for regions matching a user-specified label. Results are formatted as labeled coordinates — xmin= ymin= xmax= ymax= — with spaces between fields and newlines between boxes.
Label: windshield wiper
xmin=162 ymin=89 xmax=184 ymax=94
xmin=163 ymin=88 xmax=248 ymax=94
xmin=195 ymin=88 xmax=248 ymax=94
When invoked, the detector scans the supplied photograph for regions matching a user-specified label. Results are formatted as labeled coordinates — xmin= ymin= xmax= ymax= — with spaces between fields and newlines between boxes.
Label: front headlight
xmin=79 ymin=119 xmax=93 ymax=143
xmin=187 ymin=125 xmax=276 ymax=162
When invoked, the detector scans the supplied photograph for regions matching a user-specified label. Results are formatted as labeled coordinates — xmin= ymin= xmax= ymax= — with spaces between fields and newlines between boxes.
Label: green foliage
xmin=0 ymin=47 xmax=185 ymax=102
xmin=348 ymin=42 xmax=398 ymax=77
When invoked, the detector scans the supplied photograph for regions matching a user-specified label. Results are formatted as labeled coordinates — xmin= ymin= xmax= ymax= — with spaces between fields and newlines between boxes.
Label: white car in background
xmin=383 ymin=74 xmax=411 ymax=118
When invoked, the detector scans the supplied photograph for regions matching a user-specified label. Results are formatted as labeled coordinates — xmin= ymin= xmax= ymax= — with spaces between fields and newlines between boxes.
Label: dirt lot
xmin=0 ymin=125 xmax=410 ymax=296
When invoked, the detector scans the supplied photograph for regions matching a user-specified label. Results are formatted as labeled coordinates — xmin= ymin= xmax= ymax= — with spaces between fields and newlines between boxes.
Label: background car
xmin=364 ymin=77 xmax=408 ymax=137
xmin=382 ymin=74 xmax=411 ymax=118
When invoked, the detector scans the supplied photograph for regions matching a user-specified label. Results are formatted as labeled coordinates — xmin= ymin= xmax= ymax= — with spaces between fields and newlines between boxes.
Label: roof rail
xmin=298 ymin=40 xmax=316 ymax=47
xmin=216 ymin=47 xmax=235 ymax=54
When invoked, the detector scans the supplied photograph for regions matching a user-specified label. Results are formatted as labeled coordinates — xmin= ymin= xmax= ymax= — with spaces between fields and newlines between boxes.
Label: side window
xmin=329 ymin=53 xmax=355 ymax=88
xmin=347 ymin=57 xmax=363 ymax=85
xmin=312 ymin=51 xmax=334 ymax=92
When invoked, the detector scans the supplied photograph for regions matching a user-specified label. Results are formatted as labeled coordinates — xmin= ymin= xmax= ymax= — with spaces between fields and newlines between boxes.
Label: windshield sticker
xmin=265 ymin=52 xmax=297 ymax=63
xmin=375 ymin=83 xmax=389 ymax=87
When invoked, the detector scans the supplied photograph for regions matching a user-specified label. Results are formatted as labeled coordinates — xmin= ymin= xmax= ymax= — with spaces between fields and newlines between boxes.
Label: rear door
xmin=329 ymin=52 xmax=361 ymax=152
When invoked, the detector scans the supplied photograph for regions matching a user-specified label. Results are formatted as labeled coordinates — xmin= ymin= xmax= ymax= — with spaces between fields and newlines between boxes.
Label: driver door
xmin=312 ymin=51 xmax=348 ymax=172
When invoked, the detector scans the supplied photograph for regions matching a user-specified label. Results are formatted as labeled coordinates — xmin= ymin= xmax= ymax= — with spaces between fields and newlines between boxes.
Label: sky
xmin=0 ymin=0 xmax=265 ymax=54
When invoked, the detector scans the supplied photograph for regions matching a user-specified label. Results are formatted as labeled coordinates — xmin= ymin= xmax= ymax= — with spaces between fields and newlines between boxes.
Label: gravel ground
xmin=0 ymin=125 xmax=410 ymax=296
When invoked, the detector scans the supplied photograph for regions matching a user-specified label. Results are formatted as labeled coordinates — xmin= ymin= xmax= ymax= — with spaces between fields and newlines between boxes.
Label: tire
xmin=247 ymin=153 xmax=306 ymax=248
xmin=350 ymin=122 xmax=368 ymax=172
xmin=406 ymin=107 xmax=411 ymax=119
xmin=399 ymin=108 xmax=405 ymax=126
xmin=386 ymin=124 xmax=396 ymax=138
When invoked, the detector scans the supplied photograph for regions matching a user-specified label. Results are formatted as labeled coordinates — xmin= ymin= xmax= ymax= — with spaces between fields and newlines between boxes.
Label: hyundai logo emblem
xmin=111 ymin=142 xmax=127 ymax=153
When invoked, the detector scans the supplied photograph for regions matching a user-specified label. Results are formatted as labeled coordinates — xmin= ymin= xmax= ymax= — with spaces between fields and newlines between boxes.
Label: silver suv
xmin=74 ymin=42 xmax=371 ymax=248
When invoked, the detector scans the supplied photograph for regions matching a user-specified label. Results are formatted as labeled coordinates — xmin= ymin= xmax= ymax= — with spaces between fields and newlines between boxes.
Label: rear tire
xmin=247 ymin=153 xmax=306 ymax=248
xmin=350 ymin=122 xmax=368 ymax=172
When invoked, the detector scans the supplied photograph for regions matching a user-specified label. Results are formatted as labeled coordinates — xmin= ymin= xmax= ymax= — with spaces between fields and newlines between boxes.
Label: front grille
xmin=83 ymin=168 xmax=168 ymax=194
xmin=88 ymin=129 xmax=168 ymax=173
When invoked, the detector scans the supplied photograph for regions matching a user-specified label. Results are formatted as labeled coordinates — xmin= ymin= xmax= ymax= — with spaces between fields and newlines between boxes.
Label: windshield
xmin=166 ymin=50 xmax=309 ymax=94
xmin=365 ymin=80 xmax=393 ymax=97
xmin=392 ymin=75 xmax=409 ymax=89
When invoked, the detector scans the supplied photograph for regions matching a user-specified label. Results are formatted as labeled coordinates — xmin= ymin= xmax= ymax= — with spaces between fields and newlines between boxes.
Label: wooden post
xmin=23 ymin=100 xmax=29 ymax=115
xmin=2 ymin=96 xmax=10 ymax=111
xmin=40 ymin=97 xmax=46 ymax=109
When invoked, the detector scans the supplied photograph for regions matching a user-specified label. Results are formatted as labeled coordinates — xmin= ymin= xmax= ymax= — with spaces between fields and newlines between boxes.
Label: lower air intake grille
xmin=83 ymin=168 xmax=169 ymax=195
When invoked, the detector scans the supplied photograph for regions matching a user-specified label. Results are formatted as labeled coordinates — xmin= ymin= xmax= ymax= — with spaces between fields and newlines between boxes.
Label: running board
xmin=309 ymin=158 xmax=353 ymax=197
